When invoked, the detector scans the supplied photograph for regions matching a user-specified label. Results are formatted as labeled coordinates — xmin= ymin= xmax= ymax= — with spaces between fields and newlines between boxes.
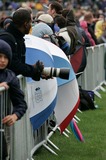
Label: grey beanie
xmin=0 ymin=39 xmax=12 ymax=67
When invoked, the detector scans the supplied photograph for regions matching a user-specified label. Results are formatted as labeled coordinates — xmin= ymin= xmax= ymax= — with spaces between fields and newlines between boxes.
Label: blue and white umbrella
xmin=25 ymin=35 xmax=57 ymax=130
xmin=42 ymin=40 xmax=80 ymax=133
xmin=25 ymin=35 xmax=80 ymax=133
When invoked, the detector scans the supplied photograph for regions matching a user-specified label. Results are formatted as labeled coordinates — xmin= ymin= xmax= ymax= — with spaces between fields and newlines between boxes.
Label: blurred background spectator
xmin=0 ymin=0 xmax=106 ymax=47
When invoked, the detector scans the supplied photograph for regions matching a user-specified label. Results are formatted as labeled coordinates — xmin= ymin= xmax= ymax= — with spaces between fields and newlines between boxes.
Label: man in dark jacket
xmin=0 ymin=8 xmax=45 ymax=81
xmin=0 ymin=39 xmax=27 ymax=160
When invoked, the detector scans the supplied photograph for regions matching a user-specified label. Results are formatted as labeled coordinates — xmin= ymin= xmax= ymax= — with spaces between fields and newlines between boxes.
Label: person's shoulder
xmin=33 ymin=22 xmax=52 ymax=30
xmin=0 ymin=31 xmax=16 ymax=44
xmin=0 ymin=31 xmax=17 ymax=52
xmin=59 ymin=27 xmax=67 ymax=32
xmin=0 ymin=31 xmax=11 ymax=38
xmin=6 ymin=69 xmax=16 ymax=77
xmin=32 ymin=22 xmax=53 ymax=37
xmin=6 ymin=69 xmax=19 ymax=86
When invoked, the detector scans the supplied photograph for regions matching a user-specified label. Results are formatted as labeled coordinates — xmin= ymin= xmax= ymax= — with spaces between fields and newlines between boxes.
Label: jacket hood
xmin=66 ymin=10 xmax=76 ymax=26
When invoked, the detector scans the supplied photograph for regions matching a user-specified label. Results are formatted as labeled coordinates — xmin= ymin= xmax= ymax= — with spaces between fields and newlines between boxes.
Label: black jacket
xmin=0 ymin=22 xmax=42 ymax=81
xmin=87 ymin=23 xmax=98 ymax=45
xmin=0 ymin=69 xmax=27 ymax=119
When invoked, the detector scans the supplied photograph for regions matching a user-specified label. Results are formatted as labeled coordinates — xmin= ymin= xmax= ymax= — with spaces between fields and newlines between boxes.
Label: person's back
xmin=32 ymin=14 xmax=54 ymax=38
xmin=61 ymin=9 xmax=79 ymax=55
xmin=55 ymin=15 xmax=70 ymax=44
xmin=94 ymin=20 xmax=104 ymax=39
xmin=76 ymin=19 xmax=92 ymax=47
xmin=32 ymin=22 xmax=53 ymax=38
xmin=98 ymin=30 xmax=106 ymax=44
xmin=0 ymin=8 xmax=45 ymax=81
xmin=61 ymin=9 xmax=87 ymax=77
xmin=84 ymin=11 xmax=98 ymax=44
xmin=80 ymin=20 xmax=95 ymax=46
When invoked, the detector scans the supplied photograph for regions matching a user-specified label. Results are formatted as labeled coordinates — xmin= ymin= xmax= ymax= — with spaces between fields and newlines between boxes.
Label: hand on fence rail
xmin=2 ymin=114 xmax=18 ymax=126
xmin=0 ymin=82 xmax=9 ymax=90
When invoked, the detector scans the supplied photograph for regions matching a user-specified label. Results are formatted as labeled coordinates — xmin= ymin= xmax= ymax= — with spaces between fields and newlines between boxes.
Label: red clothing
xmin=80 ymin=20 xmax=95 ymax=46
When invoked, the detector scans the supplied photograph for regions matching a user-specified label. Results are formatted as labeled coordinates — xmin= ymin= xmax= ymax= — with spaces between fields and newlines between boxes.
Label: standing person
xmin=61 ymin=9 xmax=87 ymax=77
xmin=47 ymin=1 xmax=63 ymax=18
xmin=0 ymin=8 xmax=46 ymax=81
xmin=0 ymin=39 xmax=27 ymax=160
xmin=54 ymin=15 xmax=71 ymax=56
xmin=80 ymin=20 xmax=95 ymax=46
xmin=94 ymin=20 xmax=104 ymax=39
xmin=47 ymin=1 xmax=63 ymax=33
xmin=84 ymin=11 xmax=98 ymax=44
xmin=61 ymin=9 xmax=79 ymax=55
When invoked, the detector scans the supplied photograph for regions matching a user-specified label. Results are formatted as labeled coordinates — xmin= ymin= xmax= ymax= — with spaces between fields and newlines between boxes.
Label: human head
xmin=0 ymin=40 xmax=12 ymax=69
xmin=3 ymin=18 xmax=12 ymax=29
xmin=84 ymin=11 xmax=94 ymax=24
xmin=54 ymin=15 xmax=67 ymax=28
xmin=12 ymin=8 xmax=32 ymax=34
xmin=19 ymin=6 xmax=33 ymax=21
xmin=47 ymin=1 xmax=63 ymax=18
xmin=36 ymin=14 xmax=54 ymax=24
xmin=95 ymin=20 xmax=104 ymax=38
xmin=65 ymin=9 xmax=76 ymax=26
xmin=62 ymin=9 xmax=70 ymax=18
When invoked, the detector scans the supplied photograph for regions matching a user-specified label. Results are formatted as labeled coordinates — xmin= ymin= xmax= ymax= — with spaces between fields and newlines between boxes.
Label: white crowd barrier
xmin=78 ymin=44 xmax=106 ymax=91
xmin=0 ymin=44 xmax=106 ymax=160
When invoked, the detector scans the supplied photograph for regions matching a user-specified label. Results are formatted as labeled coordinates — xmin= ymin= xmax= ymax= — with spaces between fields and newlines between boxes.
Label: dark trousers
xmin=0 ymin=131 xmax=8 ymax=160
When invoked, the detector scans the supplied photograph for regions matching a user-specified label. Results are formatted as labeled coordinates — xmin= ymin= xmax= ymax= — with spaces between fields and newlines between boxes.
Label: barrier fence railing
xmin=0 ymin=44 xmax=106 ymax=160
xmin=0 ymin=85 xmax=11 ymax=160
xmin=78 ymin=44 xmax=106 ymax=91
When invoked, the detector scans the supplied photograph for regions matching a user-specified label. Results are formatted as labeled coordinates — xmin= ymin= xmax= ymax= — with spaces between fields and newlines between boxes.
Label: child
xmin=0 ymin=39 xmax=27 ymax=159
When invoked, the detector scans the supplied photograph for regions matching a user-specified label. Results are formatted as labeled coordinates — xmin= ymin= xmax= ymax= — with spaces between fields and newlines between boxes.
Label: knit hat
xmin=37 ymin=14 xmax=54 ymax=24
xmin=0 ymin=40 xmax=12 ymax=67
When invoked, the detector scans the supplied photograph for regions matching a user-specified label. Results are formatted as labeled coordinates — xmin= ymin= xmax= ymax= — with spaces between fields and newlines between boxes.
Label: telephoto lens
xmin=42 ymin=67 xmax=70 ymax=80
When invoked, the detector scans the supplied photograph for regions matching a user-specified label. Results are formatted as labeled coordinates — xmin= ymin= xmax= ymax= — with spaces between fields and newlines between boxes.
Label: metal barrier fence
xmin=78 ymin=44 xmax=106 ymax=90
xmin=0 ymin=85 xmax=11 ymax=160
xmin=0 ymin=75 xmax=48 ymax=160
xmin=0 ymin=44 xmax=106 ymax=160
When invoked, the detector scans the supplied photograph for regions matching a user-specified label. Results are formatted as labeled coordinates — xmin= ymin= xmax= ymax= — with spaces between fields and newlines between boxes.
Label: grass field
xmin=33 ymin=89 xmax=106 ymax=160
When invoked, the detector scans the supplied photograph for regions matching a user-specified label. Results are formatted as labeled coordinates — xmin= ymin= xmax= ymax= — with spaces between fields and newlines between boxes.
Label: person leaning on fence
xmin=0 ymin=39 xmax=27 ymax=159
xmin=54 ymin=15 xmax=70 ymax=56
xmin=84 ymin=11 xmax=98 ymax=45
xmin=0 ymin=8 xmax=47 ymax=81
xmin=56 ymin=10 xmax=78 ymax=56
xmin=32 ymin=14 xmax=54 ymax=38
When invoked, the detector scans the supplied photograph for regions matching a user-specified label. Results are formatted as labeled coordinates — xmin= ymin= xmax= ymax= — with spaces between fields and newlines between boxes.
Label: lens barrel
xmin=42 ymin=67 xmax=70 ymax=80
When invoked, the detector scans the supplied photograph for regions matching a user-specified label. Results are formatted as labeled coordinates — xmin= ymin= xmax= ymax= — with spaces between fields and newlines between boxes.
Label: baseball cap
xmin=36 ymin=14 xmax=54 ymax=24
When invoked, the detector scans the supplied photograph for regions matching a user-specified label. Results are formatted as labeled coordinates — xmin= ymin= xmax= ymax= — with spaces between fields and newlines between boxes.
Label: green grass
xmin=33 ymin=89 xmax=106 ymax=160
